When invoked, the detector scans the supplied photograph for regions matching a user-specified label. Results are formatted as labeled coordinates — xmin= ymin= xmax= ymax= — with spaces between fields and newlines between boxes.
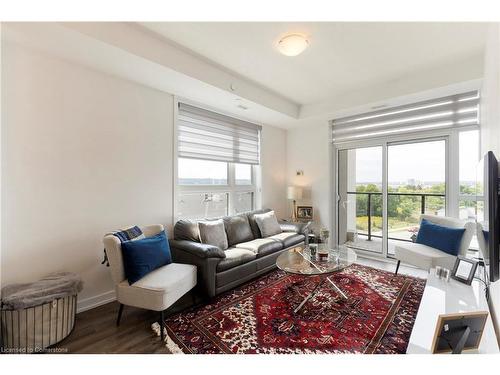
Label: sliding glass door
xmin=338 ymin=147 xmax=383 ymax=254
xmin=386 ymin=139 xmax=446 ymax=255
xmin=336 ymin=137 xmax=448 ymax=258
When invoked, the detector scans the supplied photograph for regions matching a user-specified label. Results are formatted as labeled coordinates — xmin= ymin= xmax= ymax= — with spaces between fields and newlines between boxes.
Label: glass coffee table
xmin=276 ymin=245 xmax=357 ymax=313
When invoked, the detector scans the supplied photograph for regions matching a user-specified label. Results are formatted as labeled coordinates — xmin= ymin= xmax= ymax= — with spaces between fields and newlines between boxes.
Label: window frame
xmin=457 ymin=129 xmax=482 ymax=222
xmin=173 ymin=98 xmax=260 ymax=221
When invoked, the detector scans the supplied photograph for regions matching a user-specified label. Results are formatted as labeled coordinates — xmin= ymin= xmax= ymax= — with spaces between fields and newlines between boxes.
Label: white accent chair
xmin=103 ymin=224 xmax=197 ymax=341
xmin=394 ymin=215 xmax=474 ymax=274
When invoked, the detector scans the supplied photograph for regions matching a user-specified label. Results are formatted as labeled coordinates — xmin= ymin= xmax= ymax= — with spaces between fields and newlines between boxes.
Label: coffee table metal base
xmin=294 ymin=276 xmax=348 ymax=314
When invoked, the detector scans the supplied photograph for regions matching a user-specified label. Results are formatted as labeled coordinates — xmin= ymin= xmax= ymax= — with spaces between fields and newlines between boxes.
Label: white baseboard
xmin=77 ymin=290 xmax=116 ymax=313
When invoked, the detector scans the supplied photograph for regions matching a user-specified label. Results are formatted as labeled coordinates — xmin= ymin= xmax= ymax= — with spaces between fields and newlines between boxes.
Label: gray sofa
xmin=169 ymin=209 xmax=310 ymax=298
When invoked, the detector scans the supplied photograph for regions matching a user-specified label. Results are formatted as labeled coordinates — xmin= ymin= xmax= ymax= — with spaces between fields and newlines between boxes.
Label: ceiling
xmin=4 ymin=22 xmax=488 ymax=129
xmin=140 ymin=22 xmax=488 ymax=106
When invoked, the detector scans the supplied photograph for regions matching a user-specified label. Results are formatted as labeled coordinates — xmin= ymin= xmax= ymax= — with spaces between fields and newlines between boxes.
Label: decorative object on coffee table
xmin=287 ymin=186 xmax=303 ymax=221
xmin=317 ymin=247 xmax=329 ymax=262
xmin=309 ymin=243 xmax=318 ymax=256
xmin=276 ymin=245 xmax=357 ymax=312
xmin=319 ymin=227 xmax=330 ymax=247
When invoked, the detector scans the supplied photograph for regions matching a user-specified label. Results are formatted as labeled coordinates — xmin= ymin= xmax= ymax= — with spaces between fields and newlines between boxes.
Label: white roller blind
xmin=331 ymin=91 xmax=480 ymax=144
xmin=178 ymin=103 xmax=262 ymax=165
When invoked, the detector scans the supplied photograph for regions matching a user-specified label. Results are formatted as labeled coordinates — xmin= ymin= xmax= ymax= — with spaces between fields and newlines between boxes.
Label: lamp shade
xmin=287 ymin=186 xmax=303 ymax=200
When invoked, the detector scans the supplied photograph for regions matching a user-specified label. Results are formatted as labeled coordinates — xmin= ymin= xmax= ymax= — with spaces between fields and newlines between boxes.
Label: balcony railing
xmin=346 ymin=191 xmax=446 ymax=242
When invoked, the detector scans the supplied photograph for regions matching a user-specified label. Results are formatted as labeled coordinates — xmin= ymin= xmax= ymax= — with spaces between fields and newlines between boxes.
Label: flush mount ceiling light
xmin=277 ymin=34 xmax=309 ymax=56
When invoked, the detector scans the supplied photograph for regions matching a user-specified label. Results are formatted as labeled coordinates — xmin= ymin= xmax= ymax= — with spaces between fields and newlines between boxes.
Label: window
xmin=178 ymin=192 xmax=229 ymax=220
xmin=235 ymin=163 xmax=252 ymax=185
xmin=177 ymin=160 xmax=256 ymax=219
xmin=176 ymin=103 xmax=261 ymax=220
xmin=178 ymin=158 xmax=227 ymax=185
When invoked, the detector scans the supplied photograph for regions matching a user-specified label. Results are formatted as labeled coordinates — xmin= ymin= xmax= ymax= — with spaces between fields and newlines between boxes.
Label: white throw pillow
xmin=254 ymin=211 xmax=282 ymax=238
xmin=198 ymin=219 xmax=229 ymax=250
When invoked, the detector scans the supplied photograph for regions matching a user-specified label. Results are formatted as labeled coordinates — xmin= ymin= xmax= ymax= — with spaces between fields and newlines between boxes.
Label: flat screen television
xmin=476 ymin=151 xmax=500 ymax=282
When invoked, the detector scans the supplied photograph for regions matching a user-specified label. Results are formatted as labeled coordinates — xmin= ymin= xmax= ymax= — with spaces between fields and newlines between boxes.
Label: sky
xmin=354 ymin=130 xmax=479 ymax=184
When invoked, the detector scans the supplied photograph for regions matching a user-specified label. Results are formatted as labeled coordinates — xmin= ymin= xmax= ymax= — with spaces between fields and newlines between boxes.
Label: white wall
xmin=1 ymin=42 xmax=176 ymax=310
xmin=1 ymin=42 xmax=288 ymax=311
xmin=480 ymin=23 xmax=500 ymax=344
xmin=260 ymin=125 xmax=287 ymax=218
xmin=481 ymin=24 xmax=500 ymax=154
xmin=286 ymin=122 xmax=331 ymax=231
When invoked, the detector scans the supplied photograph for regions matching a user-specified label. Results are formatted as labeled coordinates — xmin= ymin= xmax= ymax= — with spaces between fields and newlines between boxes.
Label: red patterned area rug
xmin=164 ymin=264 xmax=426 ymax=354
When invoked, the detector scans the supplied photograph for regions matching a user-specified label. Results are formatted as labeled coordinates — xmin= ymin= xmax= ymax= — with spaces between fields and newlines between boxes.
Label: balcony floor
xmin=345 ymin=236 xmax=408 ymax=255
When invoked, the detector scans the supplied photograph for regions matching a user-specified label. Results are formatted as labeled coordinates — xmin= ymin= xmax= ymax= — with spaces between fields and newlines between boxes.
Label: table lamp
xmin=287 ymin=186 xmax=303 ymax=220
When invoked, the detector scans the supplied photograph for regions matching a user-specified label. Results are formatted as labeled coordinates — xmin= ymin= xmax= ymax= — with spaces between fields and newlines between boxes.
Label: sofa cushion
xmin=216 ymin=248 xmax=256 ymax=272
xmin=254 ymin=210 xmax=282 ymax=237
xmin=235 ymin=238 xmax=283 ymax=257
xmin=416 ymin=218 xmax=465 ymax=256
xmin=395 ymin=242 xmax=456 ymax=271
xmin=223 ymin=214 xmax=254 ymax=247
xmin=174 ymin=219 xmax=200 ymax=242
xmin=247 ymin=208 xmax=272 ymax=238
xmin=198 ymin=219 xmax=229 ymax=250
xmin=268 ymin=232 xmax=305 ymax=248
xmin=121 ymin=231 xmax=172 ymax=284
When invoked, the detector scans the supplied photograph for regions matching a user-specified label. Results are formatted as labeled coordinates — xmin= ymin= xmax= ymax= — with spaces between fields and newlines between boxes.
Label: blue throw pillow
xmin=415 ymin=219 xmax=465 ymax=256
xmin=121 ymin=231 xmax=172 ymax=284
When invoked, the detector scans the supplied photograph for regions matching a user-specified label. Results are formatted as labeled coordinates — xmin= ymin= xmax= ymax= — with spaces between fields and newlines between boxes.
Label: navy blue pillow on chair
xmin=415 ymin=219 xmax=465 ymax=256
xmin=121 ymin=231 xmax=172 ymax=285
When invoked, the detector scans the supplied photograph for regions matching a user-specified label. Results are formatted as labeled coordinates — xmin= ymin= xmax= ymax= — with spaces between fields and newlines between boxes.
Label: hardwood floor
xmin=56 ymin=291 xmax=198 ymax=354
xmin=55 ymin=301 xmax=169 ymax=354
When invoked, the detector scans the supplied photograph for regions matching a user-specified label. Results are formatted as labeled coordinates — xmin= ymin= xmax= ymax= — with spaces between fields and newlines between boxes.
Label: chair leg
xmin=394 ymin=260 xmax=401 ymax=275
xmin=160 ymin=310 xmax=165 ymax=342
xmin=116 ymin=304 xmax=124 ymax=327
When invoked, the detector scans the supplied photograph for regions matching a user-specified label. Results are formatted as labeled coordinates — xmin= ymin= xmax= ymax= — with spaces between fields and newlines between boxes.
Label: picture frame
xmin=451 ymin=256 xmax=478 ymax=285
xmin=296 ymin=206 xmax=313 ymax=220
xmin=431 ymin=311 xmax=489 ymax=354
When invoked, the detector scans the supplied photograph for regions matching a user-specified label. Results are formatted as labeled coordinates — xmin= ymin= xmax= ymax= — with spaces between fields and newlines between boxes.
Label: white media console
xmin=407 ymin=269 xmax=499 ymax=354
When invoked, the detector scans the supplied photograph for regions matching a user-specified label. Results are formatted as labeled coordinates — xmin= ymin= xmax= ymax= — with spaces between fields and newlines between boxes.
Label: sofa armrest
xmin=169 ymin=239 xmax=226 ymax=259
xmin=279 ymin=221 xmax=311 ymax=235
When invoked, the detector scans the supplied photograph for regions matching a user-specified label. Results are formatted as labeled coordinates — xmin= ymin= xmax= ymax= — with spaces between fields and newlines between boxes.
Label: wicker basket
xmin=1 ymin=294 xmax=77 ymax=353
